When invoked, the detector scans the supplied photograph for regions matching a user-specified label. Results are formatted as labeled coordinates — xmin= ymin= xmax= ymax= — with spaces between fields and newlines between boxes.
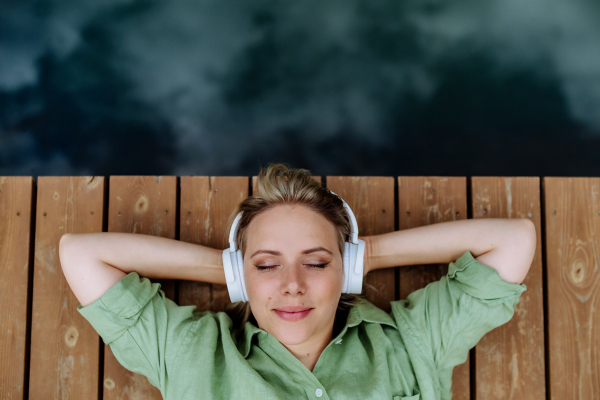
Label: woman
xmin=59 ymin=163 xmax=535 ymax=400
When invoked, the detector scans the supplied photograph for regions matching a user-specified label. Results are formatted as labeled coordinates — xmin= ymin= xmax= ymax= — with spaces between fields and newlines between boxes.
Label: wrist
xmin=359 ymin=236 xmax=374 ymax=277
xmin=196 ymin=246 xmax=227 ymax=285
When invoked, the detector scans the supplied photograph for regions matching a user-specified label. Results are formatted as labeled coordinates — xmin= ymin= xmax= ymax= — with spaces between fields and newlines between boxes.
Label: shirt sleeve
xmin=390 ymin=250 xmax=527 ymax=372
xmin=77 ymin=272 xmax=198 ymax=391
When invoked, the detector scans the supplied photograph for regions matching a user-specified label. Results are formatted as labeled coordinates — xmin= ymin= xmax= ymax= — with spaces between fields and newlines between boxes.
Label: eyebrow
xmin=250 ymin=246 xmax=333 ymax=258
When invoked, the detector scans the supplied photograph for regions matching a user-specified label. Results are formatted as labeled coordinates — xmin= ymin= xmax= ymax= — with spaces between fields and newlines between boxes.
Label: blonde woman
xmin=59 ymin=163 xmax=535 ymax=400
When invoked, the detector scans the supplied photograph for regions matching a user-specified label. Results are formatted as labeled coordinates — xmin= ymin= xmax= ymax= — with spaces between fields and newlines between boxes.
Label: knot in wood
xmin=570 ymin=260 xmax=585 ymax=284
xmin=135 ymin=195 xmax=149 ymax=213
xmin=86 ymin=176 xmax=100 ymax=187
xmin=64 ymin=326 xmax=79 ymax=347
xmin=104 ymin=378 xmax=116 ymax=390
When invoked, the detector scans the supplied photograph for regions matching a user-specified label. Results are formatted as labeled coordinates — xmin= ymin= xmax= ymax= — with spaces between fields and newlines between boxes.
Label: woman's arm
xmin=360 ymin=218 xmax=536 ymax=285
xmin=59 ymin=232 xmax=225 ymax=307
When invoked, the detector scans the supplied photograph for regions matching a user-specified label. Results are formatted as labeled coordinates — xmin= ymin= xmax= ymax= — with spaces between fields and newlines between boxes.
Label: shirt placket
xmin=259 ymin=334 xmax=332 ymax=400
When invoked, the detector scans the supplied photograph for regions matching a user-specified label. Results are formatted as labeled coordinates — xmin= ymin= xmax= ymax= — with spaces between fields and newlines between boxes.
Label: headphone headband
xmin=228 ymin=189 xmax=358 ymax=251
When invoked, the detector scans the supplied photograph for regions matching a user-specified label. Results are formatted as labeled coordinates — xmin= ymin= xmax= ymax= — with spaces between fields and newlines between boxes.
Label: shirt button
xmin=315 ymin=388 xmax=323 ymax=397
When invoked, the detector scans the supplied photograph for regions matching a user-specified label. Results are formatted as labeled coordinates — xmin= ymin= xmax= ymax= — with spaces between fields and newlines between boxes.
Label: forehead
xmin=245 ymin=204 xmax=338 ymax=250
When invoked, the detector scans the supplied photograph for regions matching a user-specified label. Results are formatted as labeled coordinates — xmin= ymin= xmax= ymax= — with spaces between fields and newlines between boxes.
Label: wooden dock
xmin=1 ymin=175 xmax=598 ymax=399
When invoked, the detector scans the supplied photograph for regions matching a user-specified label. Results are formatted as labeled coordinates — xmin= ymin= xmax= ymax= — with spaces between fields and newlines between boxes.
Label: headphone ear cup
xmin=343 ymin=242 xmax=351 ymax=293
xmin=345 ymin=239 xmax=365 ymax=294
xmin=235 ymin=250 xmax=248 ymax=302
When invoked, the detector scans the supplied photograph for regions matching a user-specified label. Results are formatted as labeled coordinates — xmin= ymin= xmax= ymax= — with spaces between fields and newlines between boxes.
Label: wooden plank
xmin=471 ymin=177 xmax=545 ymax=399
xmin=179 ymin=176 xmax=249 ymax=312
xmin=0 ymin=177 xmax=35 ymax=399
xmin=544 ymin=177 xmax=600 ymax=400
xmin=397 ymin=176 xmax=470 ymax=400
xmin=104 ymin=176 xmax=177 ymax=400
xmin=326 ymin=177 xmax=395 ymax=312
xmin=29 ymin=176 xmax=105 ymax=399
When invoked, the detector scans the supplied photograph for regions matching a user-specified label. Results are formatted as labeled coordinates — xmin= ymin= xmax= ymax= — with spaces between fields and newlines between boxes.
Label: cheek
xmin=312 ymin=268 xmax=344 ymax=299
xmin=245 ymin=270 xmax=275 ymax=300
xmin=330 ymin=264 xmax=345 ymax=290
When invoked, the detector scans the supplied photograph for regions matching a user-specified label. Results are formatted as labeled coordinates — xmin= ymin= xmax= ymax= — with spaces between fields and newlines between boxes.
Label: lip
xmin=275 ymin=306 xmax=312 ymax=312
xmin=273 ymin=307 xmax=314 ymax=322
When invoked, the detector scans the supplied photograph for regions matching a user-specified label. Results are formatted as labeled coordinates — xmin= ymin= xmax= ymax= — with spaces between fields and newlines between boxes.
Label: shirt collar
xmin=237 ymin=297 xmax=397 ymax=359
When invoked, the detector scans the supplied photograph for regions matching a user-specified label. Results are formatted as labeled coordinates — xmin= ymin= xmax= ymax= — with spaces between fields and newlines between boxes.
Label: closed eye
xmin=255 ymin=262 xmax=330 ymax=271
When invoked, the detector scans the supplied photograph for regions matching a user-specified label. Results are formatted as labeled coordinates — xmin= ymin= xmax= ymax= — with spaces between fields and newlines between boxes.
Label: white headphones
xmin=222 ymin=190 xmax=365 ymax=303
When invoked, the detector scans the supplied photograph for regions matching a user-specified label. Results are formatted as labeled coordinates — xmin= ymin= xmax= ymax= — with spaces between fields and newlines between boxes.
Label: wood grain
xmin=326 ymin=176 xmax=395 ymax=312
xmin=29 ymin=176 xmax=105 ymax=399
xmin=179 ymin=176 xmax=249 ymax=312
xmin=397 ymin=176 xmax=470 ymax=400
xmin=0 ymin=177 xmax=35 ymax=399
xmin=544 ymin=177 xmax=600 ymax=400
xmin=471 ymin=177 xmax=545 ymax=399
xmin=104 ymin=176 xmax=177 ymax=400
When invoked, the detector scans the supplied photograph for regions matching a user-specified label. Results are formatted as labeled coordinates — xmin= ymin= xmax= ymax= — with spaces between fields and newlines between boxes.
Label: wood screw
xmin=528 ymin=212 xmax=532 ymax=217
xmin=43 ymin=212 xmax=46 ymax=216
xmin=553 ymin=210 xmax=556 ymax=215
xmin=118 ymin=212 xmax=121 ymax=217
xmin=16 ymin=212 xmax=20 ymax=216
xmin=483 ymin=209 xmax=487 ymax=214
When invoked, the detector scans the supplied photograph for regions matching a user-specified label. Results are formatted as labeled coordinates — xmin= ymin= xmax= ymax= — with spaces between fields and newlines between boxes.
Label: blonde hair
xmin=224 ymin=163 xmax=369 ymax=332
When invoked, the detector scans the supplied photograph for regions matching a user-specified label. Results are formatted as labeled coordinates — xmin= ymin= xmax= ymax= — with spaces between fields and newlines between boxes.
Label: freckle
xmin=268 ymin=297 xmax=271 ymax=300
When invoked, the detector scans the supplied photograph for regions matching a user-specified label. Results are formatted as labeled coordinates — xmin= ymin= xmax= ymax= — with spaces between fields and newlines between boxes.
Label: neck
xmin=283 ymin=328 xmax=333 ymax=372
xmin=284 ymin=307 xmax=350 ymax=371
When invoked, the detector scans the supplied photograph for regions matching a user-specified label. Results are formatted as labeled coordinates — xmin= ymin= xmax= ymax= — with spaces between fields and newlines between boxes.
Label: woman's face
xmin=243 ymin=204 xmax=344 ymax=346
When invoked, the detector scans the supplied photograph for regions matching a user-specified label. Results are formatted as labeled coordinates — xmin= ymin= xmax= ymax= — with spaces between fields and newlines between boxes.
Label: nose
xmin=280 ymin=264 xmax=307 ymax=296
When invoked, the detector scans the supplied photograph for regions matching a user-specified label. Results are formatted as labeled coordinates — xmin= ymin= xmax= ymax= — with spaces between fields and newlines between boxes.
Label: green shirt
xmin=78 ymin=250 xmax=526 ymax=400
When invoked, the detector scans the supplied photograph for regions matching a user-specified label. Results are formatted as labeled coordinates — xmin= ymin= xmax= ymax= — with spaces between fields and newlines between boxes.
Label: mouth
xmin=273 ymin=307 xmax=314 ymax=322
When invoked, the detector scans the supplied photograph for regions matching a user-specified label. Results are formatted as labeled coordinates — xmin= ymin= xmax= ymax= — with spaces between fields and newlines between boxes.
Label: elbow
xmin=59 ymin=233 xmax=80 ymax=272
xmin=59 ymin=233 xmax=71 ymax=272
xmin=513 ymin=218 xmax=537 ymax=283
xmin=519 ymin=218 xmax=537 ymax=255
xmin=59 ymin=232 xmax=73 ymax=248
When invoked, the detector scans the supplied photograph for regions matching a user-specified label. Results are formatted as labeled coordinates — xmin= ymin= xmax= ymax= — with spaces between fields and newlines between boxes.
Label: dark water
xmin=1 ymin=1 xmax=599 ymax=177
